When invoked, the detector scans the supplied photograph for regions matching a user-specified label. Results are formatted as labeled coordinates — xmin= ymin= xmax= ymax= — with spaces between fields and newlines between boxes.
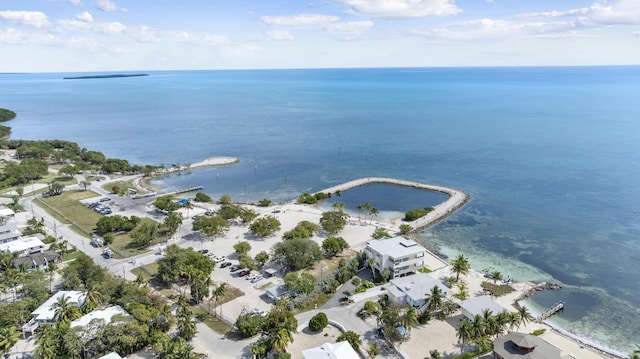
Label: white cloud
xmin=589 ymin=0 xmax=640 ymax=25
xmin=0 ymin=11 xmax=50 ymax=28
xmin=76 ymin=11 xmax=94 ymax=23
xmin=260 ymin=13 xmax=339 ymax=27
xmin=515 ymin=8 xmax=589 ymax=19
xmin=49 ymin=0 xmax=83 ymax=5
xmin=96 ymin=0 xmax=127 ymax=13
xmin=331 ymin=0 xmax=461 ymax=19
xmin=0 ymin=28 xmax=24 ymax=44
xmin=265 ymin=30 xmax=295 ymax=41
xmin=325 ymin=21 xmax=373 ymax=32
xmin=634 ymin=31 xmax=640 ymax=37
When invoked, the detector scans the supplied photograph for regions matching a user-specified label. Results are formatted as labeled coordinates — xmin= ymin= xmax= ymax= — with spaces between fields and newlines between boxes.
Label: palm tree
xmin=630 ymin=345 xmax=640 ymax=359
xmin=450 ymin=254 xmax=471 ymax=281
xmin=429 ymin=349 xmax=442 ymax=359
xmin=454 ymin=283 xmax=469 ymax=300
xmin=517 ymin=305 xmax=533 ymax=329
xmin=367 ymin=257 xmax=377 ymax=276
xmin=0 ymin=327 xmax=20 ymax=355
xmin=482 ymin=309 xmax=498 ymax=337
xmin=177 ymin=306 xmax=197 ymax=341
xmin=400 ymin=306 xmax=418 ymax=333
xmin=508 ymin=311 xmax=521 ymax=331
xmin=366 ymin=342 xmax=381 ymax=358
xmin=34 ymin=326 xmax=57 ymax=359
xmin=489 ymin=271 xmax=503 ymax=283
xmin=271 ymin=327 xmax=294 ymax=353
xmin=470 ymin=314 xmax=486 ymax=342
xmin=427 ymin=285 xmax=444 ymax=314
xmin=212 ymin=282 xmax=227 ymax=317
xmin=495 ymin=310 xmax=511 ymax=337
xmin=54 ymin=295 xmax=72 ymax=323
xmin=82 ymin=289 xmax=103 ymax=313
xmin=456 ymin=320 xmax=473 ymax=353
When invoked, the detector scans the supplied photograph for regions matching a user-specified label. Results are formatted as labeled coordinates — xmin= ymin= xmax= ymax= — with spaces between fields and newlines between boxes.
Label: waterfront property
xmin=385 ymin=273 xmax=449 ymax=308
xmin=363 ymin=236 xmax=426 ymax=278
xmin=493 ymin=332 xmax=575 ymax=359
xmin=22 ymin=291 xmax=86 ymax=337
xmin=459 ymin=295 xmax=508 ymax=320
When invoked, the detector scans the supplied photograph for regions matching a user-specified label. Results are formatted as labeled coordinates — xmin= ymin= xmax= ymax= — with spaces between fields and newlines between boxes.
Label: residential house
xmin=0 ymin=208 xmax=20 ymax=244
xmin=363 ymin=236 xmax=426 ymax=278
xmin=385 ymin=273 xmax=448 ymax=308
xmin=22 ymin=290 xmax=86 ymax=337
xmin=459 ymin=295 xmax=508 ymax=320
xmin=302 ymin=341 xmax=360 ymax=359
xmin=13 ymin=250 xmax=59 ymax=271
xmin=0 ymin=235 xmax=45 ymax=256
xmin=493 ymin=332 xmax=576 ymax=359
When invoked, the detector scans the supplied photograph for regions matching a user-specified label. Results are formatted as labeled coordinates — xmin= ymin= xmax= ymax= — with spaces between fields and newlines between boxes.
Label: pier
xmin=536 ymin=301 xmax=565 ymax=323
xmin=168 ymin=186 xmax=203 ymax=195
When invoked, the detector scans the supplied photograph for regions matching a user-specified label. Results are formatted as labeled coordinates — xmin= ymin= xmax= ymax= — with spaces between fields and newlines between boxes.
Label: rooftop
xmin=0 ymin=208 xmax=15 ymax=217
xmin=494 ymin=332 xmax=575 ymax=359
xmin=71 ymin=305 xmax=129 ymax=329
xmin=302 ymin=341 xmax=360 ymax=359
xmin=31 ymin=291 xmax=86 ymax=322
xmin=387 ymin=273 xmax=449 ymax=302
xmin=366 ymin=236 xmax=426 ymax=258
xmin=0 ymin=236 xmax=45 ymax=253
xmin=460 ymin=295 xmax=508 ymax=319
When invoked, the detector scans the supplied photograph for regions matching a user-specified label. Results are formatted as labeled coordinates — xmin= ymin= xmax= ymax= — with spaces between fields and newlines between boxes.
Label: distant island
xmin=63 ymin=73 xmax=149 ymax=80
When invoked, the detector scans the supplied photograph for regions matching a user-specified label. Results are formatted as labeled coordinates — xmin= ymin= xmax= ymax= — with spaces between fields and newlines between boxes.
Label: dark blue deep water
xmin=2 ymin=67 xmax=639 ymax=353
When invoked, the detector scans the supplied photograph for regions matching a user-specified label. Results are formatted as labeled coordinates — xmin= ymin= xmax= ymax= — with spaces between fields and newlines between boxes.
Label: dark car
xmin=220 ymin=261 xmax=232 ymax=268
xmin=238 ymin=269 xmax=251 ymax=277
xmin=198 ymin=249 xmax=209 ymax=254
xmin=230 ymin=264 xmax=241 ymax=272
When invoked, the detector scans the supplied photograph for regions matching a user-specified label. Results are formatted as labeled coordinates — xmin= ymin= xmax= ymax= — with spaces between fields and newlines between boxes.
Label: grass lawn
xmin=62 ymin=250 xmax=84 ymax=262
xmin=191 ymin=306 xmax=234 ymax=335
xmin=104 ymin=180 xmax=137 ymax=196
xmin=36 ymin=190 xmax=101 ymax=238
xmin=131 ymin=262 xmax=160 ymax=281
xmin=109 ymin=218 xmax=162 ymax=257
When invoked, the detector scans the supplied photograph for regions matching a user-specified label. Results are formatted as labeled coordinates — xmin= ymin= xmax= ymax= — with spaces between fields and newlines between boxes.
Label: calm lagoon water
xmin=2 ymin=67 xmax=639 ymax=353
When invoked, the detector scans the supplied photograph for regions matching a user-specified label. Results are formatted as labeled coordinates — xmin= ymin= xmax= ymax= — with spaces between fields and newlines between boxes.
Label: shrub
xmin=403 ymin=207 xmax=434 ymax=221
xmin=308 ymin=312 xmax=328 ymax=332
xmin=480 ymin=281 xmax=515 ymax=297
xmin=194 ymin=192 xmax=212 ymax=202
xmin=530 ymin=328 xmax=546 ymax=336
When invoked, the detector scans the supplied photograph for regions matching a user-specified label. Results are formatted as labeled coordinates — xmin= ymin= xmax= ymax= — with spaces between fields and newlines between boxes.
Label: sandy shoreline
xmin=161 ymin=156 xmax=239 ymax=174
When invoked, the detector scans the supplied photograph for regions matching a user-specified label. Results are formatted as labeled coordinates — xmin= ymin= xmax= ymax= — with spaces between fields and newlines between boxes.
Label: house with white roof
xmin=0 ymin=235 xmax=45 ymax=255
xmin=22 ymin=291 xmax=86 ymax=337
xmin=302 ymin=341 xmax=360 ymax=359
xmin=71 ymin=305 xmax=129 ymax=329
xmin=459 ymin=295 xmax=508 ymax=320
xmin=363 ymin=236 xmax=426 ymax=278
xmin=0 ymin=208 xmax=20 ymax=244
xmin=385 ymin=273 xmax=449 ymax=308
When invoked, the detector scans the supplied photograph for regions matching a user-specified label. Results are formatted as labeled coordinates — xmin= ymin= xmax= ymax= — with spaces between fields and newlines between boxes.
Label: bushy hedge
xmin=403 ymin=207 xmax=434 ymax=221
xmin=309 ymin=312 xmax=328 ymax=332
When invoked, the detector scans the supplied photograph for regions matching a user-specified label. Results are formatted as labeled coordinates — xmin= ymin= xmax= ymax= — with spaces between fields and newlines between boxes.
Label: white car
xmin=246 ymin=274 xmax=258 ymax=281
xmin=214 ymin=256 xmax=226 ymax=263
xmin=251 ymin=276 xmax=263 ymax=283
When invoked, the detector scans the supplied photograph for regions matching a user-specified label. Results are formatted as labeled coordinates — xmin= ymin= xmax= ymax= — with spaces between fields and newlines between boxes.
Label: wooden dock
xmin=536 ymin=301 xmax=565 ymax=322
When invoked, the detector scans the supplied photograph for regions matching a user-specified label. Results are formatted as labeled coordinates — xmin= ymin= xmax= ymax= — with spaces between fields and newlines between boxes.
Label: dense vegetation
xmin=0 ymin=108 xmax=16 ymax=122
xmin=403 ymin=207 xmax=434 ymax=221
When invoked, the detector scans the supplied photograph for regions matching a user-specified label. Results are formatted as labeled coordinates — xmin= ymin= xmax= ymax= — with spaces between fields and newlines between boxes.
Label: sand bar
xmin=162 ymin=156 xmax=239 ymax=174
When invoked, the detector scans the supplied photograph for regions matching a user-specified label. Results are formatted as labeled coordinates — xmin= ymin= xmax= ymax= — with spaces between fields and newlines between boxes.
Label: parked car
xmin=251 ymin=308 xmax=267 ymax=317
xmin=246 ymin=274 xmax=258 ymax=281
xmin=220 ymin=261 xmax=232 ymax=268
xmin=204 ymin=209 xmax=213 ymax=216
xmin=251 ymin=276 xmax=263 ymax=283
xmin=99 ymin=197 xmax=111 ymax=202
xmin=230 ymin=264 xmax=241 ymax=272
xmin=214 ymin=256 xmax=226 ymax=263
xmin=238 ymin=270 xmax=251 ymax=277
xmin=198 ymin=249 xmax=209 ymax=254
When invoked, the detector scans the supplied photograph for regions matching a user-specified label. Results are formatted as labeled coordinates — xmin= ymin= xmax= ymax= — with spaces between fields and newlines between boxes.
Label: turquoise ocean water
xmin=2 ymin=67 xmax=639 ymax=353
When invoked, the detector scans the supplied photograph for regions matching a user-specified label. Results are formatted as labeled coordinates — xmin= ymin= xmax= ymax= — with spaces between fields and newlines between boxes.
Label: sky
xmin=1 ymin=0 xmax=639 ymax=72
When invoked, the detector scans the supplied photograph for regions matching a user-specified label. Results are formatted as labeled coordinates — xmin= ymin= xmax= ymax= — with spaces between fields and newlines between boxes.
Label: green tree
xmin=271 ymin=328 xmax=294 ymax=353
xmin=429 ymin=349 xmax=442 ymax=359
xmin=194 ymin=192 xmax=212 ymax=202
xmin=0 ymin=327 xmax=19 ymax=355
xmin=234 ymin=241 xmax=252 ymax=255
xmin=219 ymin=194 xmax=233 ymax=204
xmin=371 ymin=227 xmax=391 ymax=239
xmin=336 ymin=330 xmax=362 ymax=351
xmin=211 ymin=282 xmax=227 ymax=317
xmin=322 ymin=236 xmax=349 ymax=257
xmin=129 ymin=222 xmax=159 ymax=249
xmin=153 ymin=195 xmax=179 ymax=212
xmin=272 ymin=238 xmax=322 ymax=271
xmin=456 ymin=320 xmax=473 ymax=353
xmin=235 ymin=313 xmax=265 ymax=338
xmin=255 ymin=251 xmax=270 ymax=267
xmin=427 ymin=285 xmax=445 ymax=314
xmin=283 ymin=272 xmax=316 ymax=294
xmin=490 ymin=271 xmax=503 ymax=284
xmin=366 ymin=341 xmax=381 ymax=358
xmin=451 ymin=254 xmax=471 ymax=281
xmin=177 ymin=304 xmax=197 ymax=341
xmin=454 ymin=283 xmax=470 ymax=300
xmin=249 ymin=216 xmax=281 ymax=238
xmin=319 ymin=210 xmax=348 ymax=234
xmin=399 ymin=223 xmax=413 ymax=235
xmin=48 ymin=181 xmax=64 ymax=196
xmin=163 ymin=211 xmax=183 ymax=240
xmin=517 ymin=305 xmax=532 ymax=329
xmin=403 ymin=207 xmax=434 ymax=221
xmin=308 ymin=312 xmax=328 ymax=332
xmin=192 ymin=215 xmax=229 ymax=239
xmin=282 ymin=221 xmax=319 ymax=240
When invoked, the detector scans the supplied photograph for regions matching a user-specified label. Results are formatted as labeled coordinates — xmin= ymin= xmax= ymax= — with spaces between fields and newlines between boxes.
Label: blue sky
xmin=1 ymin=0 xmax=639 ymax=72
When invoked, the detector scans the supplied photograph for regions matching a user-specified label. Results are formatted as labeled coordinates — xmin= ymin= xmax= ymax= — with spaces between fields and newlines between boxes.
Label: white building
xmin=0 ymin=208 xmax=20 ymax=244
xmin=0 ymin=235 xmax=45 ymax=255
xmin=459 ymin=295 xmax=508 ymax=320
xmin=302 ymin=341 xmax=360 ymax=359
xmin=364 ymin=236 xmax=426 ymax=278
xmin=71 ymin=305 xmax=129 ymax=329
xmin=385 ymin=273 xmax=449 ymax=308
xmin=22 ymin=291 xmax=86 ymax=336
